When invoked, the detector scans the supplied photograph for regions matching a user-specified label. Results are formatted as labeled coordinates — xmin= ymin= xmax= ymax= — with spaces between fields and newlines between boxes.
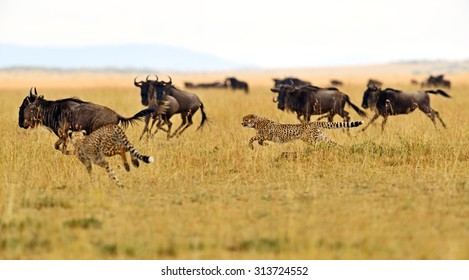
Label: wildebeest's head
xmin=19 ymin=87 xmax=41 ymax=129
xmin=134 ymin=76 xmax=155 ymax=106
xmin=152 ymin=76 xmax=173 ymax=104
xmin=271 ymin=84 xmax=295 ymax=111
xmin=362 ymin=85 xmax=380 ymax=109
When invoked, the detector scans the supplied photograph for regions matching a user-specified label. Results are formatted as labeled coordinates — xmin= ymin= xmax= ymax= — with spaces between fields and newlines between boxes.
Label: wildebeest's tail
xmin=425 ymin=89 xmax=451 ymax=98
xmin=196 ymin=103 xmax=208 ymax=130
xmin=345 ymin=95 xmax=368 ymax=117
xmin=118 ymin=108 xmax=155 ymax=129
xmin=313 ymin=120 xmax=364 ymax=129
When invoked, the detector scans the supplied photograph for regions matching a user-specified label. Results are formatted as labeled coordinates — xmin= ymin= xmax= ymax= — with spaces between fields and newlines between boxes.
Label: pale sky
xmin=0 ymin=0 xmax=468 ymax=68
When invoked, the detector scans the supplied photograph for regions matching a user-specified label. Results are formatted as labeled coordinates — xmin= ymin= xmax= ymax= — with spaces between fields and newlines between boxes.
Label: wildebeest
xmin=367 ymin=79 xmax=383 ymax=88
xmin=225 ymin=77 xmax=249 ymax=93
xmin=148 ymin=76 xmax=208 ymax=137
xmin=134 ymin=76 xmax=176 ymax=139
xmin=421 ymin=74 xmax=451 ymax=89
xmin=273 ymin=77 xmax=311 ymax=88
xmin=330 ymin=79 xmax=344 ymax=87
xmin=19 ymin=88 xmax=155 ymax=153
xmin=271 ymin=84 xmax=367 ymax=123
xmin=360 ymin=85 xmax=451 ymax=131
xmin=184 ymin=81 xmax=228 ymax=89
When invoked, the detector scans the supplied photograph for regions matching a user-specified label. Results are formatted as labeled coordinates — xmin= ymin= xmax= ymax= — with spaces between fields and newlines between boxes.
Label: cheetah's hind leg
xmin=95 ymin=158 xmax=124 ymax=187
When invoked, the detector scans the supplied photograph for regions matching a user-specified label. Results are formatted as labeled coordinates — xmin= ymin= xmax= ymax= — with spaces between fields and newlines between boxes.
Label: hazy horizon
xmin=1 ymin=0 xmax=468 ymax=70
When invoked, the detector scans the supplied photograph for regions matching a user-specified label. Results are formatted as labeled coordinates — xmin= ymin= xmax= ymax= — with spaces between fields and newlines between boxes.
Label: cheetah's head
xmin=67 ymin=130 xmax=87 ymax=147
xmin=242 ymin=114 xmax=263 ymax=128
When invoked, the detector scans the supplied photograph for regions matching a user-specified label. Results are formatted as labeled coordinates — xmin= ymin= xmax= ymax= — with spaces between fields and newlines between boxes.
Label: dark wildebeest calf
xmin=19 ymin=88 xmax=154 ymax=153
xmin=271 ymin=83 xmax=367 ymax=124
xmin=361 ymin=85 xmax=451 ymax=131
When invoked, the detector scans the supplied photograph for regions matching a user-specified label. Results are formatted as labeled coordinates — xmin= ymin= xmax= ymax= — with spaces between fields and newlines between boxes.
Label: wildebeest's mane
xmin=383 ymin=88 xmax=402 ymax=93
xmin=54 ymin=97 xmax=89 ymax=104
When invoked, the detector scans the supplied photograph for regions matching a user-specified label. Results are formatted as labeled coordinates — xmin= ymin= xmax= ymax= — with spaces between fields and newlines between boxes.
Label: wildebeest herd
xmin=18 ymin=74 xmax=451 ymax=186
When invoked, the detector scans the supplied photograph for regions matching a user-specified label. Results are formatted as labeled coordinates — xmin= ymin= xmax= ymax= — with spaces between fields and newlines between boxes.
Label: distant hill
xmin=0 ymin=44 xmax=249 ymax=71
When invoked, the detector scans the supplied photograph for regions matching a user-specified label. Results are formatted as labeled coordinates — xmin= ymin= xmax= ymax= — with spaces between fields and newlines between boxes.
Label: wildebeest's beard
xmin=153 ymin=82 xmax=170 ymax=105
xmin=362 ymin=90 xmax=370 ymax=109
xmin=277 ymin=92 xmax=286 ymax=110
xmin=19 ymin=95 xmax=37 ymax=128
xmin=139 ymin=83 xmax=151 ymax=106
xmin=362 ymin=86 xmax=378 ymax=109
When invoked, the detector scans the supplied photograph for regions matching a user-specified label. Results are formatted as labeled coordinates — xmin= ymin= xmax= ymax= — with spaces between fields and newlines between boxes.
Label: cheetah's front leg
xmin=248 ymin=136 xmax=258 ymax=150
xmin=249 ymin=136 xmax=268 ymax=150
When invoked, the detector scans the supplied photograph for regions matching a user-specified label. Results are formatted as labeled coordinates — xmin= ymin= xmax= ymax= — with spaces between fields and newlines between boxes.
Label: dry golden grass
xmin=1 ymin=69 xmax=468 ymax=259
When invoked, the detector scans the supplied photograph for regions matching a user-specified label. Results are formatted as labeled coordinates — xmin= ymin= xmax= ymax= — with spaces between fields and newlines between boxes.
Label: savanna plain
xmin=0 ymin=68 xmax=468 ymax=259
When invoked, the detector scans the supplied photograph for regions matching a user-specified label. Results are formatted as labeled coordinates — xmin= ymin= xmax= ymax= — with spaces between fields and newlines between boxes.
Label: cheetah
xmin=241 ymin=114 xmax=363 ymax=149
xmin=68 ymin=124 xmax=154 ymax=187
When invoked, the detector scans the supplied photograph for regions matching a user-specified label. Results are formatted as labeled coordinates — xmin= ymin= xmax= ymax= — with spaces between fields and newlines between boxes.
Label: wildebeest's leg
xmin=381 ymin=115 xmax=389 ymax=131
xmin=361 ymin=113 xmax=380 ymax=132
xmin=149 ymin=117 xmax=162 ymax=137
xmin=95 ymin=158 xmax=123 ymax=187
xmin=54 ymin=138 xmax=64 ymax=151
xmin=297 ymin=113 xmax=304 ymax=123
xmin=139 ymin=114 xmax=152 ymax=140
xmin=165 ymin=118 xmax=173 ymax=139
xmin=176 ymin=113 xmax=194 ymax=137
xmin=419 ymin=107 xmax=446 ymax=128
xmin=171 ymin=113 xmax=187 ymax=138
xmin=148 ymin=115 xmax=159 ymax=135
xmin=316 ymin=114 xmax=330 ymax=121
xmin=434 ymin=111 xmax=447 ymax=128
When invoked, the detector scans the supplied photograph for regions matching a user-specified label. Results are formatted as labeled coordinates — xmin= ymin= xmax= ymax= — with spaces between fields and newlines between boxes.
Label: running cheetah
xmin=68 ymin=124 xmax=154 ymax=187
xmin=241 ymin=114 xmax=363 ymax=149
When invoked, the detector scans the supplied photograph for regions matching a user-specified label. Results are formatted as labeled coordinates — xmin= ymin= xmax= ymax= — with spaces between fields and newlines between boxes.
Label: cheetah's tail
xmin=314 ymin=120 xmax=364 ymax=129
xmin=131 ymin=148 xmax=154 ymax=164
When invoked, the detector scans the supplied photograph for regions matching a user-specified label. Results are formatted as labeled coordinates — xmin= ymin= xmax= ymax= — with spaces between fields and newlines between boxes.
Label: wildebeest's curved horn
xmin=273 ymin=96 xmax=278 ymax=103
xmin=146 ymin=75 xmax=150 ymax=82
xmin=134 ymin=77 xmax=142 ymax=87
xmin=154 ymin=75 xmax=159 ymax=81
xmin=29 ymin=87 xmax=33 ymax=97
xmin=167 ymin=76 xmax=172 ymax=85
xmin=34 ymin=87 xmax=38 ymax=96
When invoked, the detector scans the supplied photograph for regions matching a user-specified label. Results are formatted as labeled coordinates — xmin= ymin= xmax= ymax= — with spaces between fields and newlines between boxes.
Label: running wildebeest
xmin=134 ymin=76 xmax=177 ymax=139
xmin=19 ymin=87 xmax=155 ymax=153
xmin=225 ymin=77 xmax=249 ymax=93
xmin=149 ymin=76 xmax=208 ymax=138
xmin=360 ymin=85 xmax=451 ymax=131
xmin=273 ymin=77 xmax=311 ymax=88
xmin=271 ymin=83 xmax=367 ymax=123
xmin=421 ymin=74 xmax=451 ymax=89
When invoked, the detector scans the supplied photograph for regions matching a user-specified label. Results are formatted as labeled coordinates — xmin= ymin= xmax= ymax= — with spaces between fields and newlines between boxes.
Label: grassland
xmin=0 ymin=69 xmax=468 ymax=259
